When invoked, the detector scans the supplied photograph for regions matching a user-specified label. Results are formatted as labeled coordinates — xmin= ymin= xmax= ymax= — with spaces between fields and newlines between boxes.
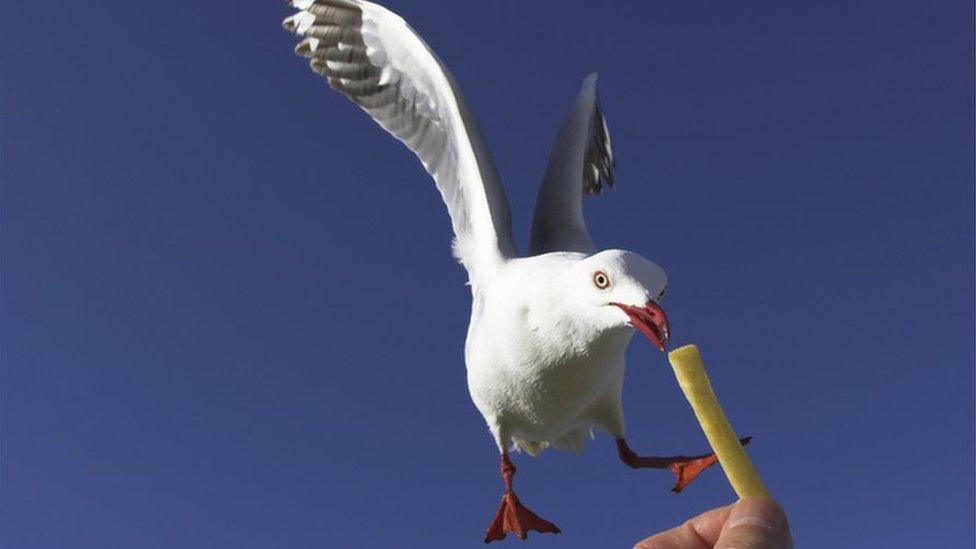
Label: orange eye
xmin=592 ymin=270 xmax=611 ymax=289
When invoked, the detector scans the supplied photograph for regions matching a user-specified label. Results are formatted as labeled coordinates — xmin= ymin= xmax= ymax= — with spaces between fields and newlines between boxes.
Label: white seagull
xmin=282 ymin=0 xmax=748 ymax=542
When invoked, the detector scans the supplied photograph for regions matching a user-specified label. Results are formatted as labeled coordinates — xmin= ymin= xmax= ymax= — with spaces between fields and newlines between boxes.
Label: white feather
xmin=284 ymin=0 xmax=514 ymax=282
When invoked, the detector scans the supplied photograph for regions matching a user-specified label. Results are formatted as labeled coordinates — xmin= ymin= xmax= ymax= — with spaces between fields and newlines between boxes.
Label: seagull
xmin=282 ymin=0 xmax=747 ymax=542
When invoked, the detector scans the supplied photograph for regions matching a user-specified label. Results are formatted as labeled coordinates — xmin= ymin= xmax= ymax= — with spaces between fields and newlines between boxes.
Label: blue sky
xmin=2 ymin=1 xmax=973 ymax=547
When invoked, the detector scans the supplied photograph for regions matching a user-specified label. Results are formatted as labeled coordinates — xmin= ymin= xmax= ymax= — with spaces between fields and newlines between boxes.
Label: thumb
xmin=714 ymin=498 xmax=793 ymax=549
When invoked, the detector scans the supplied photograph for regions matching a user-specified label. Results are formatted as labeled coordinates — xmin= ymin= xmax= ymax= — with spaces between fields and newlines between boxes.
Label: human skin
xmin=634 ymin=499 xmax=793 ymax=549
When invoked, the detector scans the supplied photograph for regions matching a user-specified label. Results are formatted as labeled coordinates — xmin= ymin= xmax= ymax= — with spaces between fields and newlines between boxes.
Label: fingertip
xmin=716 ymin=498 xmax=793 ymax=549
xmin=686 ymin=503 xmax=736 ymax=544
xmin=726 ymin=498 xmax=787 ymax=533
xmin=632 ymin=505 xmax=734 ymax=549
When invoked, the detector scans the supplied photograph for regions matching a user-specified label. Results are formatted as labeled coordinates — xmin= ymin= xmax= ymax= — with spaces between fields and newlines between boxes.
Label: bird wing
xmin=283 ymin=0 xmax=516 ymax=277
xmin=528 ymin=73 xmax=615 ymax=255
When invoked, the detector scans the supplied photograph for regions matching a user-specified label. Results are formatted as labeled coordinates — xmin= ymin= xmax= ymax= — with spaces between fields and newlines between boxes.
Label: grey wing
xmin=529 ymin=73 xmax=616 ymax=255
xmin=283 ymin=0 xmax=516 ymax=278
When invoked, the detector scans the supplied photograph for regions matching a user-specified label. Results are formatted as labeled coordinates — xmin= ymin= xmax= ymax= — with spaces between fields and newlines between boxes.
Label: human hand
xmin=634 ymin=498 xmax=792 ymax=549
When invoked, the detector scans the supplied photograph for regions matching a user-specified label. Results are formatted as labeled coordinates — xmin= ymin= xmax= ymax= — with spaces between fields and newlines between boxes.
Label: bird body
xmin=466 ymin=250 xmax=665 ymax=455
xmin=281 ymin=0 xmax=730 ymax=542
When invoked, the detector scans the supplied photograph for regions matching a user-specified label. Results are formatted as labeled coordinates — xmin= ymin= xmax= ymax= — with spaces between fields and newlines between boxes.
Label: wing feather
xmin=283 ymin=0 xmax=515 ymax=277
xmin=529 ymin=73 xmax=616 ymax=255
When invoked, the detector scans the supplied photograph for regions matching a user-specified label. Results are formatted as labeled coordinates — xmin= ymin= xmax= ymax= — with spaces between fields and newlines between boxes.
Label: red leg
xmin=483 ymin=453 xmax=560 ymax=543
xmin=616 ymin=436 xmax=753 ymax=493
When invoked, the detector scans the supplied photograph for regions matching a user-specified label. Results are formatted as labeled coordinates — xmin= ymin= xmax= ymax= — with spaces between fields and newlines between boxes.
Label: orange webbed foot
xmin=484 ymin=492 xmax=560 ymax=543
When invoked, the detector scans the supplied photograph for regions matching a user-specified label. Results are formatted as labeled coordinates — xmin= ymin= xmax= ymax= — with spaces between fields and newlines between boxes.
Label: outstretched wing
xmin=529 ymin=73 xmax=616 ymax=255
xmin=283 ymin=0 xmax=516 ymax=277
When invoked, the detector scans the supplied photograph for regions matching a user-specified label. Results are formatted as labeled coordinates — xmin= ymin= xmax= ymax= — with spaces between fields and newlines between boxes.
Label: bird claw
xmin=484 ymin=492 xmax=560 ymax=543
xmin=670 ymin=436 xmax=753 ymax=493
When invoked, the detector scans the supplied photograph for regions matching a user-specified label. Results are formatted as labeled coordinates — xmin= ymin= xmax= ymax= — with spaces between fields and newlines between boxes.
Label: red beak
xmin=612 ymin=301 xmax=671 ymax=352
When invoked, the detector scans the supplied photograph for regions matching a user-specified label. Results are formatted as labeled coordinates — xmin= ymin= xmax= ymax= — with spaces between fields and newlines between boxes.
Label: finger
xmin=633 ymin=505 xmax=734 ymax=549
xmin=714 ymin=498 xmax=793 ymax=549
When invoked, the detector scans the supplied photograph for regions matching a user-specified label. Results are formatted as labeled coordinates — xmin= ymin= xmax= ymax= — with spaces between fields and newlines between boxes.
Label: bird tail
xmin=511 ymin=428 xmax=594 ymax=457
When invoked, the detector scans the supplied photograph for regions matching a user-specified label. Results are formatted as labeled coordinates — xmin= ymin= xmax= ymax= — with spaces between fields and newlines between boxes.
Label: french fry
xmin=668 ymin=344 xmax=770 ymax=499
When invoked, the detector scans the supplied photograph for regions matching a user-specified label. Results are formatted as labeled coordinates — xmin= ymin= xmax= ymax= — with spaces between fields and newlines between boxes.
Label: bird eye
xmin=592 ymin=270 xmax=611 ymax=290
xmin=658 ymin=286 xmax=667 ymax=301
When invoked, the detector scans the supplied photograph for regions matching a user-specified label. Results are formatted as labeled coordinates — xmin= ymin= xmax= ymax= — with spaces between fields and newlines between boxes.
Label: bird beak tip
xmin=611 ymin=301 xmax=671 ymax=353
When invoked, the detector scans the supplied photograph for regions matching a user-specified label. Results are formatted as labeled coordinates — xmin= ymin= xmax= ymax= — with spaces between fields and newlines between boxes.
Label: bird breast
xmin=465 ymin=298 xmax=633 ymax=436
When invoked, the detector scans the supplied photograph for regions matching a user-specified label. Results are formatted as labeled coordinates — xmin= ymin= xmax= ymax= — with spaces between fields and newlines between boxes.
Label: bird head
xmin=575 ymin=249 xmax=670 ymax=352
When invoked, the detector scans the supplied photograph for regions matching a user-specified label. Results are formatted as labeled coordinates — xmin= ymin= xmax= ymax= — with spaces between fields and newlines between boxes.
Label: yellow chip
xmin=668 ymin=344 xmax=769 ymax=499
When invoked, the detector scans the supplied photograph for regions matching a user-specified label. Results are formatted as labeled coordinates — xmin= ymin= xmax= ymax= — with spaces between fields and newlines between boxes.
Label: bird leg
xmin=483 ymin=452 xmax=561 ymax=543
xmin=616 ymin=436 xmax=753 ymax=493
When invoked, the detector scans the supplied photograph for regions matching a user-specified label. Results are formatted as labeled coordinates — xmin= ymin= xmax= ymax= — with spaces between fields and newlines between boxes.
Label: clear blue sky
xmin=3 ymin=1 xmax=973 ymax=548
